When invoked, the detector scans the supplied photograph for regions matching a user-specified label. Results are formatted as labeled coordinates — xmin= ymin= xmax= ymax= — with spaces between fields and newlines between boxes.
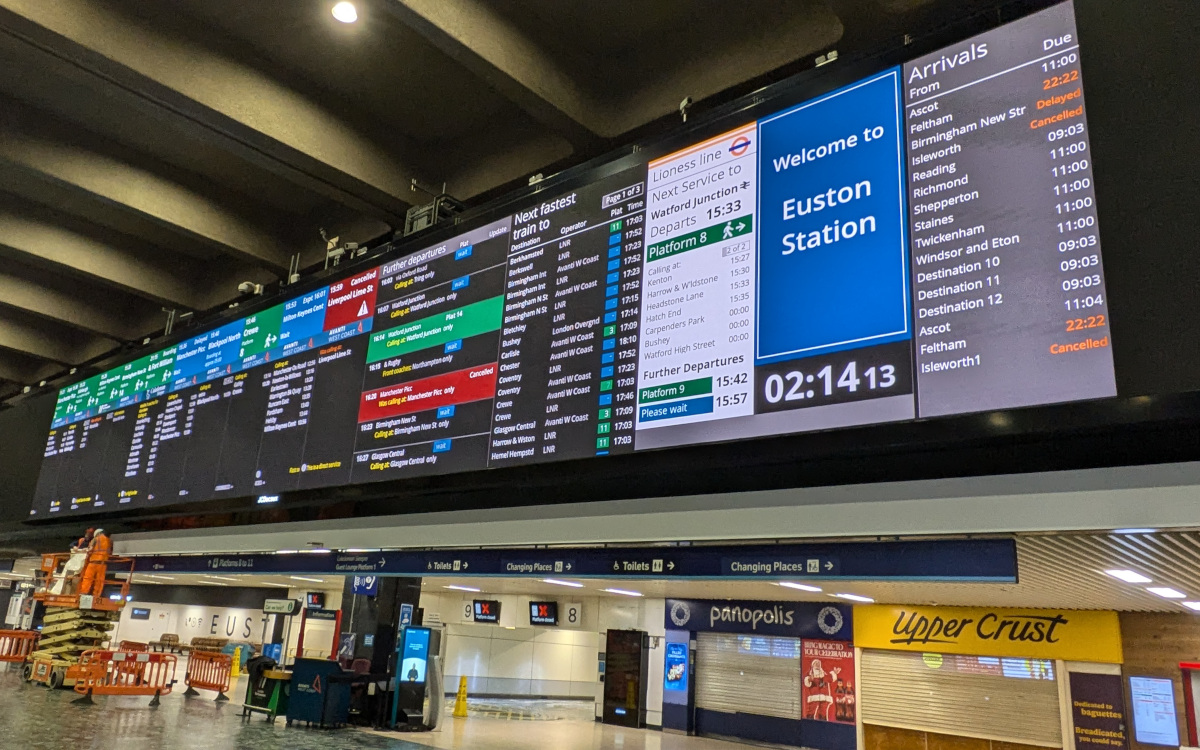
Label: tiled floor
xmin=0 ymin=667 xmax=747 ymax=750
xmin=464 ymin=698 xmax=596 ymax=721
xmin=0 ymin=667 xmax=424 ymax=750
xmin=383 ymin=713 xmax=752 ymax=750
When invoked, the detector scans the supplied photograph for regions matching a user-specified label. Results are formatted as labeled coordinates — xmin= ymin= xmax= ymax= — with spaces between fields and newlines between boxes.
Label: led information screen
xmin=31 ymin=1 xmax=1115 ymax=518
xmin=473 ymin=600 xmax=502 ymax=624
xmin=529 ymin=601 xmax=559 ymax=626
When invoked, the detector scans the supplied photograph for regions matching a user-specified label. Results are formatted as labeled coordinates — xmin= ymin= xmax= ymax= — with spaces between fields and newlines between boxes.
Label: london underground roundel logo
xmin=670 ymin=601 xmax=692 ymax=627
xmin=729 ymin=136 xmax=751 ymax=156
xmin=818 ymin=606 xmax=844 ymax=635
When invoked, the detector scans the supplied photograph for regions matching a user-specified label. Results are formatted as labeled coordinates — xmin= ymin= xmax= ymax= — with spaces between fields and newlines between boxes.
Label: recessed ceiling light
xmin=302 ymin=548 xmax=331 ymax=554
xmin=332 ymin=2 xmax=357 ymax=23
xmin=1182 ymin=602 xmax=1200 ymax=612
xmin=343 ymin=548 xmax=380 ymax=553
xmin=833 ymin=593 xmax=874 ymax=603
xmin=204 ymin=575 xmax=240 ymax=582
xmin=1105 ymin=569 xmax=1153 ymax=584
xmin=259 ymin=582 xmax=292 ymax=588
xmin=543 ymin=579 xmax=584 ymax=588
xmin=778 ymin=582 xmax=822 ymax=592
xmin=445 ymin=585 xmax=481 ymax=593
xmin=1113 ymin=528 xmax=1157 ymax=534
xmin=276 ymin=549 xmax=299 ymax=555
xmin=1148 ymin=587 xmax=1187 ymax=599
xmin=290 ymin=576 xmax=324 ymax=583
xmin=603 ymin=588 xmax=643 ymax=597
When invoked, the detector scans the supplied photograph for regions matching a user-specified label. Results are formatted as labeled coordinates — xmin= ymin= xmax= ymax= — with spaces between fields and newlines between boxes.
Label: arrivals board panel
xmin=31 ymin=1 xmax=1115 ymax=518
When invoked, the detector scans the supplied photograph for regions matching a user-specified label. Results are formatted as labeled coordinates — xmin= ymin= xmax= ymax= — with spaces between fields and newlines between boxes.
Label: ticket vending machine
xmin=392 ymin=626 xmax=442 ymax=729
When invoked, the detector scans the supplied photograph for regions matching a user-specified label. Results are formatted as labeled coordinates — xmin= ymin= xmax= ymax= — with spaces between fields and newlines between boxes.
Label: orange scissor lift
xmin=23 ymin=552 xmax=134 ymax=689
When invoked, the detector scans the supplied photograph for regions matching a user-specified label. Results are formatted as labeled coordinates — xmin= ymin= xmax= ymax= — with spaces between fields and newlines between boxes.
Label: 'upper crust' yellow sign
xmin=854 ymin=605 xmax=1123 ymax=663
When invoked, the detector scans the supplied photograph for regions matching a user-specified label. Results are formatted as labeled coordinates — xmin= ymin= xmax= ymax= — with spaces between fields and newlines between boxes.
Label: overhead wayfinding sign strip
xmin=130 ymin=538 xmax=1016 ymax=582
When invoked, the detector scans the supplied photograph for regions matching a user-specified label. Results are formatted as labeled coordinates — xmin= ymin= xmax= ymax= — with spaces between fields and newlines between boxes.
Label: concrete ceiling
xmin=0 ymin=0 xmax=983 ymax=401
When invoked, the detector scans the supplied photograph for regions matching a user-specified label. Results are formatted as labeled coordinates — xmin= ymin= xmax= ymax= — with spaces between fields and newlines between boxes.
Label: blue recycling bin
xmin=286 ymin=658 xmax=351 ymax=728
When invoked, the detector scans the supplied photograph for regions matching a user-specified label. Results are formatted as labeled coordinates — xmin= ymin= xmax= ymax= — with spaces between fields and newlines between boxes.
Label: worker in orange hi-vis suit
xmin=71 ymin=528 xmax=95 ymax=552
xmin=79 ymin=528 xmax=112 ymax=599
xmin=55 ymin=528 xmax=94 ymax=595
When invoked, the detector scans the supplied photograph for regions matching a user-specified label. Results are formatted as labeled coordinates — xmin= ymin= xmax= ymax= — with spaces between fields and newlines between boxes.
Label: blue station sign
xmin=130 ymin=538 xmax=1016 ymax=582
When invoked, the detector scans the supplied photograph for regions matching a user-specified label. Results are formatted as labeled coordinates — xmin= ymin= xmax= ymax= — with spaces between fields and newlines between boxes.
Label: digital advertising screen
xmin=29 ymin=1 xmax=1120 ymax=520
xmin=664 ymin=641 xmax=689 ymax=692
xmin=400 ymin=626 xmax=431 ymax=685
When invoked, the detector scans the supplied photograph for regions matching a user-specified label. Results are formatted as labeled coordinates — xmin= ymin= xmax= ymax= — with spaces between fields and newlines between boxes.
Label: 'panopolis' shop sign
xmin=854 ymin=605 xmax=1123 ymax=663
xmin=665 ymin=598 xmax=852 ymax=640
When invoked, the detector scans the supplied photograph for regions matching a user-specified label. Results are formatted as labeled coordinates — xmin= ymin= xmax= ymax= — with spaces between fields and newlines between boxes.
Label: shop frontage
xmin=854 ymin=604 xmax=1127 ymax=750
xmin=663 ymin=598 xmax=856 ymax=750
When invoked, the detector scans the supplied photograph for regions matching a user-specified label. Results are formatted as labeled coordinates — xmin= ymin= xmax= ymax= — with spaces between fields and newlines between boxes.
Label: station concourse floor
xmin=0 ymin=667 xmax=745 ymax=750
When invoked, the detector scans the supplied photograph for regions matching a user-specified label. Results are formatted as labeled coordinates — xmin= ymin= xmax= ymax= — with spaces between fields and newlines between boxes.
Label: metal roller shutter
xmin=696 ymin=632 xmax=803 ymax=720
xmin=861 ymin=649 xmax=1063 ymax=747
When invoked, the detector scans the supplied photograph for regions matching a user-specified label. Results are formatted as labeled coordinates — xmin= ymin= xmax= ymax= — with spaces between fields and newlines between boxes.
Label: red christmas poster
xmin=801 ymin=639 xmax=856 ymax=724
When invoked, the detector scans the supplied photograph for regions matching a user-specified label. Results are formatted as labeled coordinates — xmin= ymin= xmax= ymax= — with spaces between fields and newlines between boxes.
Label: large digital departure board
xmin=30 ymin=1 xmax=1116 ymax=518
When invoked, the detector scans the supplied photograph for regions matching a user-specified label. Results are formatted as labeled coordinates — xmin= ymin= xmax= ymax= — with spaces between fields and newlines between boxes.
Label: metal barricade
xmin=0 ymin=630 xmax=39 ymax=663
xmin=183 ymin=650 xmax=233 ymax=701
xmin=72 ymin=649 xmax=178 ymax=706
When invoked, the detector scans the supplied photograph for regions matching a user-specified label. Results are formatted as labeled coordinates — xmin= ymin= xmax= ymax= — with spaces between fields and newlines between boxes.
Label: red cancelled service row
xmin=323 ymin=267 xmax=379 ymax=331
xmin=358 ymin=362 xmax=498 ymax=422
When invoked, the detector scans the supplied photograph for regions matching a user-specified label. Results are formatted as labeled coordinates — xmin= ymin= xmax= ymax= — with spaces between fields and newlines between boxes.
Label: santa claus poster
xmin=801 ymin=639 xmax=856 ymax=724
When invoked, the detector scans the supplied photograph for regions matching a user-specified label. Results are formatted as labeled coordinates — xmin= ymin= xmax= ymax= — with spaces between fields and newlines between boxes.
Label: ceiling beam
xmin=0 ymin=313 xmax=110 ymax=365
xmin=0 ymin=350 xmax=60 ymax=385
xmin=384 ymin=0 xmax=605 ymax=146
xmin=828 ymin=0 xmax=994 ymax=52
xmin=601 ymin=4 xmax=841 ymax=137
xmin=0 ymin=269 xmax=155 ymax=342
xmin=0 ymin=205 xmax=214 ymax=311
xmin=0 ymin=118 xmax=292 ymax=274
xmin=0 ymin=33 xmax=405 ymax=230
xmin=0 ymin=0 xmax=415 ymax=222
xmin=386 ymin=1 xmax=844 ymax=143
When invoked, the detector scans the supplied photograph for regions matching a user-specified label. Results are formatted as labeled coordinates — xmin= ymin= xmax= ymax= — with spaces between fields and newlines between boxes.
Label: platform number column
xmin=597 ymin=218 xmax=641 ymax=454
